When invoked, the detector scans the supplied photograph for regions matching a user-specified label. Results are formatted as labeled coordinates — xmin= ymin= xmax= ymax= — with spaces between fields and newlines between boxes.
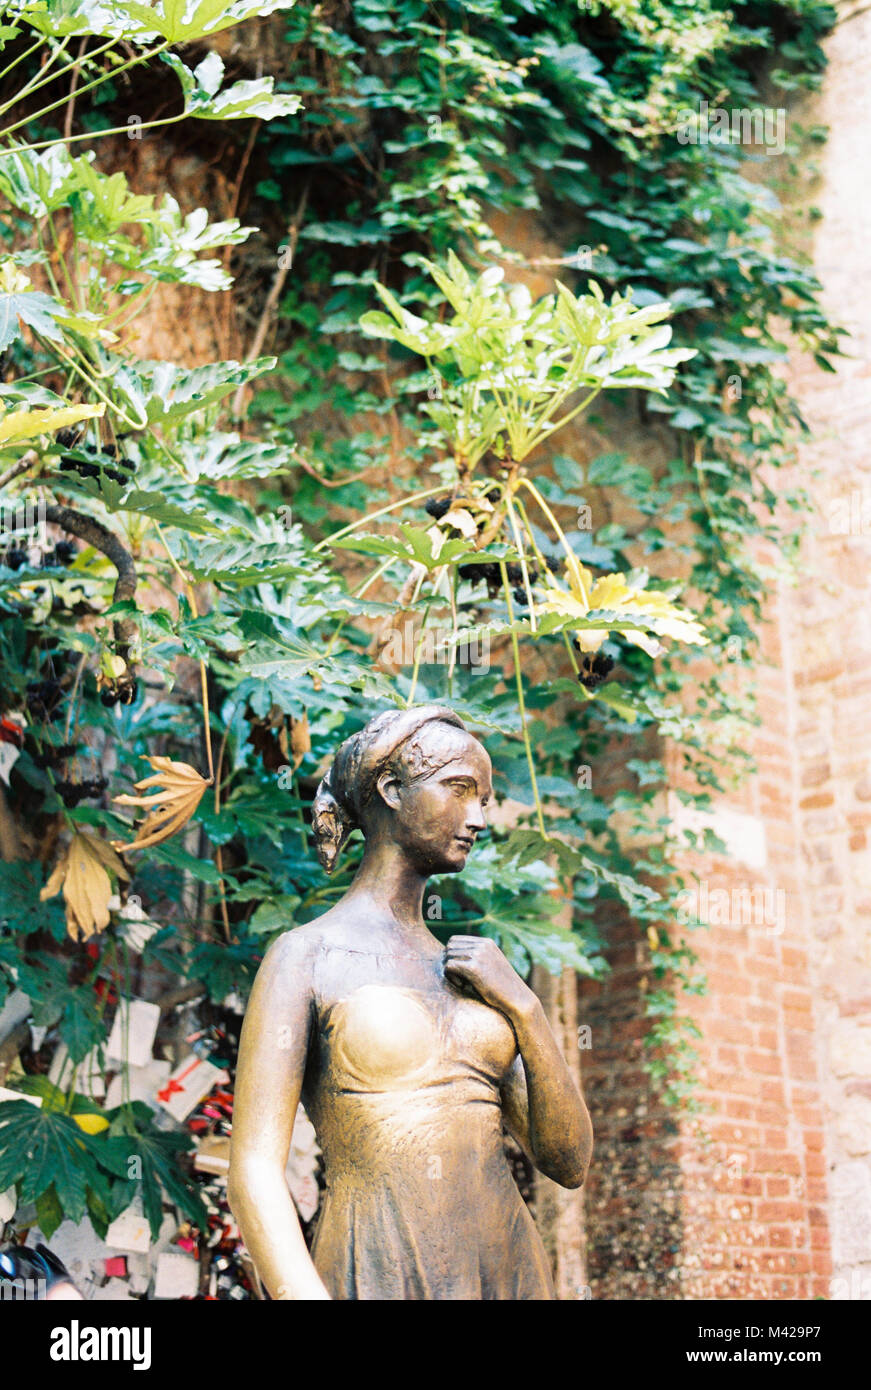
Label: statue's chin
xmin=437 ymin=845 xmax=472 ymax=874
xmin=413 ymin=844 xmax=470 ymax=876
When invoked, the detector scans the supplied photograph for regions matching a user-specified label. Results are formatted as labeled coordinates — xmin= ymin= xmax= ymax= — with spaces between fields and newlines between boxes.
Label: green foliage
xmin=361 ymin=252 xmax=695 ymax=468
xmin=0 ymin=0 xmax=841 ymax=1234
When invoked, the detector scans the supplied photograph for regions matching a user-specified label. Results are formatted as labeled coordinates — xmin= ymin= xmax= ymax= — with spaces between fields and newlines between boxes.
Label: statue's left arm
xmin=444 ymin=935 xmax=593 ymax=1189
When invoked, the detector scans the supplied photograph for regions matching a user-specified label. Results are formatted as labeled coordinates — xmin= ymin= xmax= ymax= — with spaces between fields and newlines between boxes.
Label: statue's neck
xmin=346 ymin=841 xmax=428 ymax=934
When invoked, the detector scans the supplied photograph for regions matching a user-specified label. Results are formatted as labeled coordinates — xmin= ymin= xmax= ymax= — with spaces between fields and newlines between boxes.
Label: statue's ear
xmin=375 ymin=769 xmax=402 ymax=811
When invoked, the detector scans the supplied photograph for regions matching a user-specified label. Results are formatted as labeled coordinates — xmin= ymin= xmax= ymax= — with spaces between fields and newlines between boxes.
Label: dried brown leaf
xmin=289 ymin=711 xmax=310 ymax=769
xmin=112 ymin=756 xmax=212 ymax=852
xmin=39 ymin=830 xmax=129 ymax=942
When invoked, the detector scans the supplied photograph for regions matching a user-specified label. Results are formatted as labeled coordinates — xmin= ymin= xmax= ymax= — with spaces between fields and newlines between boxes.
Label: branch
xmin=44 ymin=503 xmax=137 ymax=664
xmin=63 ymin=37 xmax=88 ymax=146
xmin=0 ymin=449 xmax=38 ymax=492
xmin=231 ymin=183 xmax=310 ymax=419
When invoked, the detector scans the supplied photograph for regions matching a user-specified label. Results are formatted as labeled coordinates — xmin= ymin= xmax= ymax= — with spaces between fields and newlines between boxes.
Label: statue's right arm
xmin=228 ymin=930 xmax=331 ymax=1300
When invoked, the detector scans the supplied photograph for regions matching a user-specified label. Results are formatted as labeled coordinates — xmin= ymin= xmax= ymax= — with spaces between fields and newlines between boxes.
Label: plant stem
xmin=153 ymin=523 xmax=214 ymax=784
xmin=312 ymin=484 xmax=448 ymax=553
xmin=406 ymin=599 xmax=431 ymax=707
xmin=520 ymin=476 xmax=590 ymax=606
xmin=0 ymin=35 xmax=51 ymax=89
xmin=562 ymin=630 xmax=580 ymax=675
xmin=3 ymin=110 xmax=189 ymax=154
xmin=0 ymin=34 xmax=73 ymax=118
xmin=523 ymin=383 xmax=603 ymax=455
xmin=41 ymin=339 xmax=147 ymax=429
xmin=513 ymin=495 xmax=554 ymax=582
xmin=0 ymin=34 xmax=119 ymax=116
xmin=504 ymin=488 xmax=537 ymax=632
xmin=446 ymin=564 xmax=459 ymax=690
xmin=0 ymin=38 xmax=171 ymax=139
xmin=322 ymin=558 xmax=393 ymax=660
xmin=499 ymin=561 xmax=547 ymax=838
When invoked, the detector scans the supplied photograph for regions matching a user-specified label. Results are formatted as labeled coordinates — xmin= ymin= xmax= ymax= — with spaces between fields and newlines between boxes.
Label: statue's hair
xmin=312 ymin=705 xmax=469 ymax=873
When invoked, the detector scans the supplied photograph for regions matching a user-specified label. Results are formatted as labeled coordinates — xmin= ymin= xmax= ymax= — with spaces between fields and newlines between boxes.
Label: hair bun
xmin=312 ymin=770 xmax=355 ymax=874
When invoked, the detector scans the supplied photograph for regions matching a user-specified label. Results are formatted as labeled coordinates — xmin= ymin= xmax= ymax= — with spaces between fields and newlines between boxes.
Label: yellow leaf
xmin=540 ymin=559 xmax=709 ymax=656
xmin=113 ymin=756 xmax=212 ymax=852
xmin=74 ymin=1112 xmax=109 ymax=1135
xmin=40 ymin=831 xmax=129 ymax=943
xmin=0 ymin=402 xmax=104 ymax=447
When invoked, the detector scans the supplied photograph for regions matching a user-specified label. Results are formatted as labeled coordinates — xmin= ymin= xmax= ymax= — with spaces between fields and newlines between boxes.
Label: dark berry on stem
xmin=424 ymin=496 xmax=451 ymax=520
xmin=577 ymin=651 xmax=615 ymax=691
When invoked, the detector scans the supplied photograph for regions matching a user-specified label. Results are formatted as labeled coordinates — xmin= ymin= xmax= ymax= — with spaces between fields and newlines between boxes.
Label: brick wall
xmin=781 ymin=1 xmax=871 ymax=1301
xmin=577 ymin=8 xmax=870 ymax=1300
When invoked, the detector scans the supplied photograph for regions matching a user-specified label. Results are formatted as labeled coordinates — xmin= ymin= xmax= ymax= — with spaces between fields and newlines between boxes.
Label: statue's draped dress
xmin=300 ymin=938 xmax=555 ymax=1301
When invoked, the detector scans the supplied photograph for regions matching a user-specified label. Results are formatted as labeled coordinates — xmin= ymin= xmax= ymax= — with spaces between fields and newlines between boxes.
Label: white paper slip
xmin=48 ymin=1044 xmax=105 ymax=1100
xmin=105 ymin=1205 xmax=151 ymax=1254
xmin=106 ymin=999 xmax=160 ymax=1069
xmin=0 ymin=1086 xmax=41 ymax=1107
xmin=91 ymin=1277 xmax=136 ymax=1301
xmin=0 ymin=989 xmax=31 ymax=1044
xmin=105 ymin=1057 xmax=171 ymax=1111
xmin=154 ymin=1056 xmax=228 ymax=1122
xmin=0 ymin=740 xmax=20 ymax=785
xmin=153 ymin=1251 xmax=199 ymax=1300
xmin=49 ymin=1218 xmax=111 ymax=1288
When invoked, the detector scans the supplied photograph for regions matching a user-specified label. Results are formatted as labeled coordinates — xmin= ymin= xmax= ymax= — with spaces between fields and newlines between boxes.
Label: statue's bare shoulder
xmin=260 ymin=907 xmax=360 ymax=985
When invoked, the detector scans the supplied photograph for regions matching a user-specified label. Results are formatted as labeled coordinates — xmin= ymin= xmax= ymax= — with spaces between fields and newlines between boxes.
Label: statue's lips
xmin=454 ymin=837 xmax=475 ymax=850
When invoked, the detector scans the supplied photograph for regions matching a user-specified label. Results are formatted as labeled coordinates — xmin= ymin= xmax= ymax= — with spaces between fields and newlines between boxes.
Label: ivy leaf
xmin=248 ymin=895 xmax=302 ymax=936
xmin=60 ymin=987 xmax=106 ymax=1065
xmin=0 ymin=861 xmax=67 ymax=940
xmin=13 ymin=953 xmax=71 ymax=1028
xmin=705 ymin=335 xmax=787 ymax=365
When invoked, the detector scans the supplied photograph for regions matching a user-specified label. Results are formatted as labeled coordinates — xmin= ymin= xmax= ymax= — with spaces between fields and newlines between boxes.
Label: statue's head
xmin=312 ymin=705 xmax=492 ymax=876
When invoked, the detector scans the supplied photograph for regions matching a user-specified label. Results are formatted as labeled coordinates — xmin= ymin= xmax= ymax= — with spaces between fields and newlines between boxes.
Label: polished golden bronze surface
xmin=229 ymin=706 xmax=593 ymax=1300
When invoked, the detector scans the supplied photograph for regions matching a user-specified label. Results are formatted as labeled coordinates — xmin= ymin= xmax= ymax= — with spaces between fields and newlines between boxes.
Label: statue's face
xmin=388 ymin=731 xmax=493 ymax=875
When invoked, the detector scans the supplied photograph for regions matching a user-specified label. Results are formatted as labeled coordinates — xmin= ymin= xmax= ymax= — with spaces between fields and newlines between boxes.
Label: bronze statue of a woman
xmin=229 ymin=705 xmax=593 ymax=1300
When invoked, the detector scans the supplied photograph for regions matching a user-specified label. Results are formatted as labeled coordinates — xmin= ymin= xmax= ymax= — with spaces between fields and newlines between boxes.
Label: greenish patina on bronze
xmin=229 ymin=706 xmax=593 ymax=1300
